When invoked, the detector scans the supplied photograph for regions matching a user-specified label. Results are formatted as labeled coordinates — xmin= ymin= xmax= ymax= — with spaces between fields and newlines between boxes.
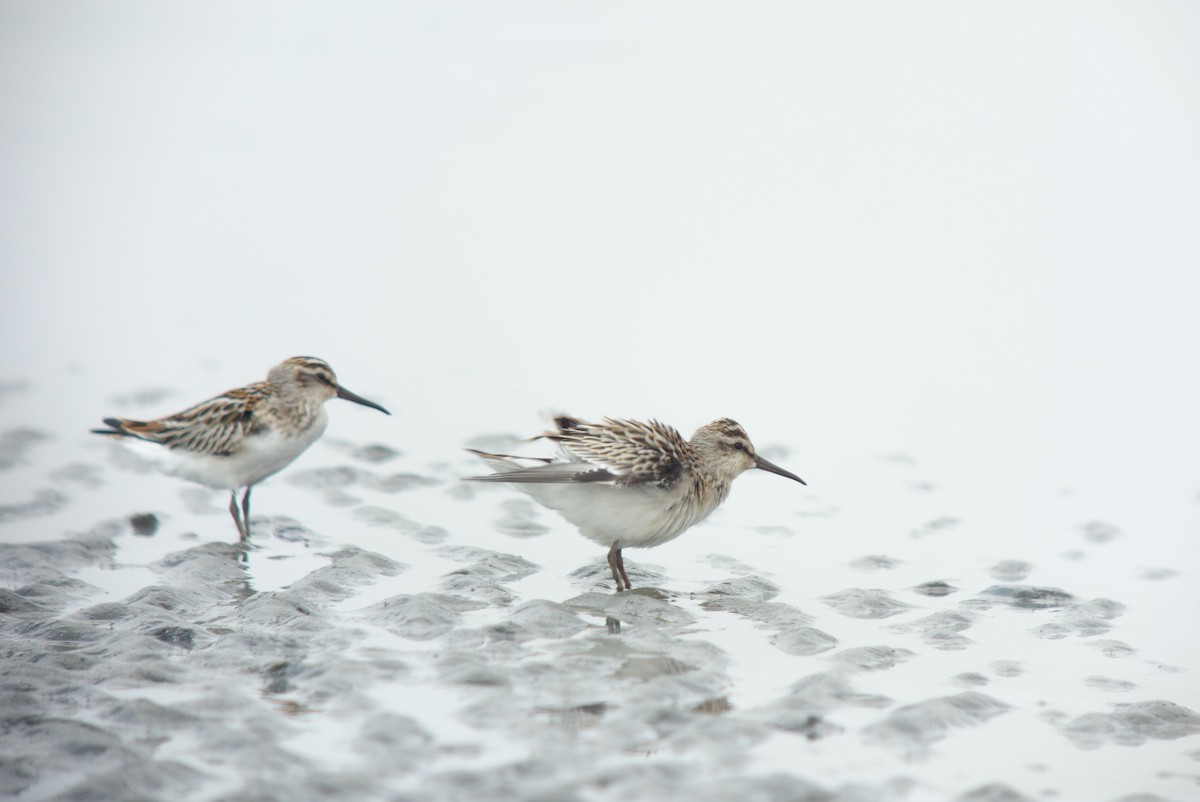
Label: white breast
xmin=163 ymin=413 xmax=328 ymax=490
xmin=516 ymin=480 xmax=715 ymax=549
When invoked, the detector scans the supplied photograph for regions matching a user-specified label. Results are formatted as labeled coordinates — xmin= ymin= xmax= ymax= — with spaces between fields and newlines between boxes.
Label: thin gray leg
xmin=229 ymin=491 xmax=248 ymax=539
xmin=240 ymin=487 xmax=253 ymax=538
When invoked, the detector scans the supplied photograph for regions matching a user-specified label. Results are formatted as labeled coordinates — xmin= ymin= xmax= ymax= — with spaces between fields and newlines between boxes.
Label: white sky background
xmin=2 ymin=2 xmax=1199 ymax=541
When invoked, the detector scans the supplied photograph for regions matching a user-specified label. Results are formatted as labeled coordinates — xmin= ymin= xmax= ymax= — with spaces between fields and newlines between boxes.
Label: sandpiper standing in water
xmin=468 ymin=416 xmax=805 ymax=590
xmin=92 ymin=356 xmax=390 ymax=539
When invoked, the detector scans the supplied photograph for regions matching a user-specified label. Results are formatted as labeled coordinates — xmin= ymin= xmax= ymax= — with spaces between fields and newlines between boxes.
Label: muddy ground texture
xmin=1 ymin=423 xmax=1198 ymax=802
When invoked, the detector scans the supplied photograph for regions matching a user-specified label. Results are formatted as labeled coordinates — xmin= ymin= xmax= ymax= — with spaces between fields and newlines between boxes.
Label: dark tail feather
xmin=464 ymin=447 xmax=553 ymax=464
xmin=464 ymin=447 xmax=558 ymax=482
xmin=530 ymin=414 xmax=587 ymax=443
xmin=91 ymin=417 xmax=138 ymax=437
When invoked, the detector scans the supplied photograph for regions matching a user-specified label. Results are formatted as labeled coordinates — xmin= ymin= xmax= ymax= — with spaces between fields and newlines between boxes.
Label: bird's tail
xmin=529 ymin=414 xmax=588 ymax=444
xmin=464 ymin=448 xmax=556 ymax=481
xmin=91 ymin=417 xmax=154 ymax=441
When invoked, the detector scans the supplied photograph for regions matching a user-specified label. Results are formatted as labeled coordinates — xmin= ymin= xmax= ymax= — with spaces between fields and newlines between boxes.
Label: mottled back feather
xmin=101 ymin=384 xmax=272 ymax=457
xmin=539 ymin=417 xmax=691 ymax=488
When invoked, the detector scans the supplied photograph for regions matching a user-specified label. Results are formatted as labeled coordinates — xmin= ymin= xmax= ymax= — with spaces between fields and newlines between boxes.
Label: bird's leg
xmin=607 ymin=542 xmax=632 ymax=591
xmin=240 ymin=487 xmax=253 ymax=539
xmin=615 ymin=549 xmax=632 ymax=590
xmin=229 ymin=491 xmax=248 ymax=540
xmin=607 ymin=542 xmax=625 ymax=591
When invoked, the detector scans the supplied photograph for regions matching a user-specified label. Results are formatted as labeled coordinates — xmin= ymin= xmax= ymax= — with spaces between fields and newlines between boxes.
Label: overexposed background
xmin=4 ymin=3 xmax=1198 ymax=507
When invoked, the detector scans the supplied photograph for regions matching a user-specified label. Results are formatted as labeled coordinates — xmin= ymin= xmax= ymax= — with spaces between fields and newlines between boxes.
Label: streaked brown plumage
xmin=92 ymin=357 xmax=390 ymax=540
xmin=468 ymin=416 xmax=806 ymax=590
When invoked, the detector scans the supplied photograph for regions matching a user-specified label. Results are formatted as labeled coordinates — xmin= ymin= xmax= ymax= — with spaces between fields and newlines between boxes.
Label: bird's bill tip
xmin=754 ymin=454 xmax=806 ymax=485
xmin=335 ymin=385 xmax=391 ymax=415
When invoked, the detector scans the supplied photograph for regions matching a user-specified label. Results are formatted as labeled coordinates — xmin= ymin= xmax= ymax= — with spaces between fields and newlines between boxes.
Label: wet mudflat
xmin=0 ymin=385 xmax=1197 ymax=802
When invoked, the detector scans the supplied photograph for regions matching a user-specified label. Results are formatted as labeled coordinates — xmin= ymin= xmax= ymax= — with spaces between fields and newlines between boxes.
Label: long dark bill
xmin=755 ymin=454 xmax=806 ymax=485
xmin=336 ymin=385 xmax=391 ymax=415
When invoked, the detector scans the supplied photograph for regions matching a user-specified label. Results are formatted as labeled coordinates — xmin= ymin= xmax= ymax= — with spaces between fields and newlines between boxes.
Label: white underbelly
xmin=518 ymin=481 xmax=711 ymax=549
xmin=164 ymin=420 xmax=327 ymax=490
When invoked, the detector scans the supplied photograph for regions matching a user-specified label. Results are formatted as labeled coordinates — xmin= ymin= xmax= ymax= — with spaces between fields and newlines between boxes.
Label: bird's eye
xmin=732 ymin=442 xmax=745 ymax=452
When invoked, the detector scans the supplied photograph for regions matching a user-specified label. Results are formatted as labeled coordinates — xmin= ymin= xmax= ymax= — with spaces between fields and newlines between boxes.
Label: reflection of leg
xmin=240 ymin=487 xmax=253 ymax=539
xmin=229 ymin=491 xmax=248 ymax=539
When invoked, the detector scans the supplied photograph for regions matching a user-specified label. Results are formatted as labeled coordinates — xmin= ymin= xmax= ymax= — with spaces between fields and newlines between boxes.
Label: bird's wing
xmin=93 ymin=384 xmax=269 ymax=457
xmin=539 ymin=417 xmax=689 ymax=488
xmin=464 ymin=448 xmax=617 ymax=483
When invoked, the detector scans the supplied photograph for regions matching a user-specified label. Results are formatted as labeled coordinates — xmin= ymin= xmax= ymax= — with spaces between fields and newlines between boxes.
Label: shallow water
xmin=2 ymin=370 xmax=1198 ymax=802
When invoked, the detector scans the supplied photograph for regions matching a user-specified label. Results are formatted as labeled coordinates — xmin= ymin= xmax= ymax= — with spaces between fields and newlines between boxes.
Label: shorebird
xmin=92 ymin=356 xmax=390 ymax=539
xmin=467 ymin=416 xmax=805 ymax=590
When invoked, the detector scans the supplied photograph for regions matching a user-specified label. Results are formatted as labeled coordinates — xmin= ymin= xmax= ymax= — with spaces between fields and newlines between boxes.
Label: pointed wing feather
xmin=464 ymin=448 xmax=617 ymax=484
xmin=471 ymin=463 xmax=617 ymax=484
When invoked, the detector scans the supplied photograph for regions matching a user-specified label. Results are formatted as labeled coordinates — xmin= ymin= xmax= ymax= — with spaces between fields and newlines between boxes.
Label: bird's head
xmin=690 ymin=418 xmax=805 ymax=485
xmin=270 ymin=357 xmax=390 ymax=414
